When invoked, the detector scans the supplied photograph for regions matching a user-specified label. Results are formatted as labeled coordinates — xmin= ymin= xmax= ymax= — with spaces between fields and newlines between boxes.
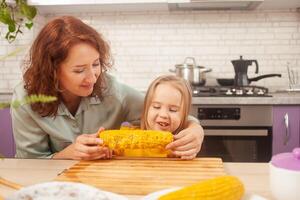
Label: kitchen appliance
xmin=232 ymin=55 xmax=259 ymax=86
xmin=170 ymin=57 xmax=212 ymax=86
xmin=216 ymin=56 xmax=281 ymax=87
xmin=168 ymin=0 xmax=264 ymax=11
xmin=270 ymin=148 xmax=300 ymax=200
xmin=192 ymin=85 xmax=271 ymax=97
xmin=191 ymin=105 xmax=273 ymax=162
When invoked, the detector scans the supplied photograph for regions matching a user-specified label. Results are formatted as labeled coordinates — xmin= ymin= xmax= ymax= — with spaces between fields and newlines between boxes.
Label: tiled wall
xmin=0 ymin=10 xmax=299 ymax=93
xmin=0 ymin=15 xmax=46 ymax=93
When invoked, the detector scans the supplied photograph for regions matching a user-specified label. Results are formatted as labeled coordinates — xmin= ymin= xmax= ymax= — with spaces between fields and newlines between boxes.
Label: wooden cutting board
xmin=56 ymin=157 xmax=225 ymax=195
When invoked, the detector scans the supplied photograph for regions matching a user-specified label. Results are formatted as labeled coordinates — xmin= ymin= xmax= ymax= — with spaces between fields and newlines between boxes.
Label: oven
xmin=191 ymin=105 xmax=272 ymax=162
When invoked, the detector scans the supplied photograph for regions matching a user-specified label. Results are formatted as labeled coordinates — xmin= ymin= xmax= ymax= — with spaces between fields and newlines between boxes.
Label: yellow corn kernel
xmin=99 ymin=130 xmax=173 ymax=157
xmin=158 ymin=175 xmax=245 ymax=200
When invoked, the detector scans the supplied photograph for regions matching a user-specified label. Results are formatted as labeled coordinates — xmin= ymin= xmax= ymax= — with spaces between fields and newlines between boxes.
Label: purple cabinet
xmin=0 ymin=108 xmax=15 ymax=157
xmin=272 ymin=106 xmax=300 ymax=155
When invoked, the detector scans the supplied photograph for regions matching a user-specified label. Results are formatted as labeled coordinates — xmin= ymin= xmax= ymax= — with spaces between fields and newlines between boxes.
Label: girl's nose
xmin=158 ymin=109 xmax=168 ymax=118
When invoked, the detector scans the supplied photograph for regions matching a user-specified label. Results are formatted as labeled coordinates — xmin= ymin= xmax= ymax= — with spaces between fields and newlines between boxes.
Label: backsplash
xmin=0 ymin=15 xmax=46 ymax=94
xmin=0 ymin=10 xmax=299 ymax=93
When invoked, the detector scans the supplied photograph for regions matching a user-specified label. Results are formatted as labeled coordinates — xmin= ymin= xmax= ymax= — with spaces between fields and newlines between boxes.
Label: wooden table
xmin=0 ymin=158 xmax=273 ymax=199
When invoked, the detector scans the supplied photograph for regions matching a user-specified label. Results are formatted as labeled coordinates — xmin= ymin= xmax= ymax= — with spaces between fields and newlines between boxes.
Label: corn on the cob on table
xmin=99 ymin=130 xmax=173 ymax=157
xmin=158 ymin=175 xmax=245 ymax=200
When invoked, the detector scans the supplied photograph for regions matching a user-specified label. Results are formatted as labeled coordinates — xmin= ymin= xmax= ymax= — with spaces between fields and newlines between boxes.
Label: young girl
xmin=119 ymin=75 xmax=195 ymax=158
xmin=141 ymin=75 xmax=192 ymax=135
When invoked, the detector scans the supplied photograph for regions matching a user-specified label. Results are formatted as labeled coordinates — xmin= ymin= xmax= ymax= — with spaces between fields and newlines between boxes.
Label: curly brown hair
xmin=23 ymin=16 xmax=112 ymax=117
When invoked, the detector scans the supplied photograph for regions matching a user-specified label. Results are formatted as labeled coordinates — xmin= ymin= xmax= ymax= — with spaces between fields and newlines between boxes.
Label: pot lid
xmin=175 ymin=63 xmax=194 ymax=69
xmin=175 ymin=64 xmax=206 ymax=69
xmin=175 ymin=57 xmax=196 ymax=69
xmin=271 ymin=148 xmax=300 ymax=171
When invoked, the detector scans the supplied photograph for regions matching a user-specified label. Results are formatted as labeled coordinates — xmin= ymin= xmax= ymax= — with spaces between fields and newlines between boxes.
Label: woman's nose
xmin=85 ymin=69 xmax=98 ymax=83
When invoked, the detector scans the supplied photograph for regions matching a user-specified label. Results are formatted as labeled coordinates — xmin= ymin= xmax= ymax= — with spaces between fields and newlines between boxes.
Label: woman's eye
xmin=92 ymin=63 xmax=100 ymax=67
xmin=73 ymin=69 xmax=84 ymax=73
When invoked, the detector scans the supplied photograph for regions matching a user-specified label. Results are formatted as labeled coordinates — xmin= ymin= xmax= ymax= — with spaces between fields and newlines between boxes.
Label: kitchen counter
xmin=0 ymin=158 xmax=273 ymax=199
xmin=192 ymin=92 xmax=300 ymax=105
xmin=2 ymin=91 xmax=300 ymax=105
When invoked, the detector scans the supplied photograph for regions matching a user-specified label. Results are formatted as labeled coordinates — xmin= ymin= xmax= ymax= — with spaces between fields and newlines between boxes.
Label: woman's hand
xmin=166 ymin=122 xmax=204 ymax=160
xmin=53 ymin=127 xmax=112 ymax=160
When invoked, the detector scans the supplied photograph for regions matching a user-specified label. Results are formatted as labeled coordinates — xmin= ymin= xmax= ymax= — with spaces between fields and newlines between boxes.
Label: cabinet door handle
xmin=284 ymin=113 xmax=289 ymax=145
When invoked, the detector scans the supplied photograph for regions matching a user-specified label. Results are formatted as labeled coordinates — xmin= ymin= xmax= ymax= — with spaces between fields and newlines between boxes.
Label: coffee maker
xmin=231 ymin=56 xmax=259 ymax=86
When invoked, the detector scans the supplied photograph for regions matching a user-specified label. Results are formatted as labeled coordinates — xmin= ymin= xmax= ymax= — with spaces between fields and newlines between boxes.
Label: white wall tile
xmin=0 ymin=46 xmax=7 ymax=55
xmin=0 ymin=10 xmax=299 ymax=92
xmin=0 ymin=80 xmax=8 ymax=89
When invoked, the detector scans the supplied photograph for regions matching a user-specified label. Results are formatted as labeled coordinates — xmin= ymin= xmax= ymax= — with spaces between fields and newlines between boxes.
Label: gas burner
xmin=192 ymin=86 xmax=271 ymax=97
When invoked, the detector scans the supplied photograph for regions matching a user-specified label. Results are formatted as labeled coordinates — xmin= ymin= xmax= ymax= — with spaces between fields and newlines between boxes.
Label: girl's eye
xmin=169 ymin=107 xmax=178 ymax=112
xmin=152 ymin=105 xmax=160 ymax=109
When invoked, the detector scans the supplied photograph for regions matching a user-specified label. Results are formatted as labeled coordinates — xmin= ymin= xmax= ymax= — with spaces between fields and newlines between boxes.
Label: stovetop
xmin=192 ymin=85 xmax=271 ymax=97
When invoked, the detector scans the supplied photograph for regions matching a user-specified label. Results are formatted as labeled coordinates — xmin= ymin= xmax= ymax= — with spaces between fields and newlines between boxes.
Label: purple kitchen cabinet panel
xmin=272 ymin=106 xmax=300 ymax=155
xmin=0 ymin=108 xmax=15 ymax=157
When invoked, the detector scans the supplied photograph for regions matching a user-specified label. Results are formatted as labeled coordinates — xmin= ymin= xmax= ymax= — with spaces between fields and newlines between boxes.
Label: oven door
xmin=197 ymin=127 xmax=272 ymax=162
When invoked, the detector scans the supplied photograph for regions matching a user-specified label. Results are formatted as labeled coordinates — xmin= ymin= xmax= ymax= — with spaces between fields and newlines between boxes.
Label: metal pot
xmin=169 ymin=57 xmax=212 ymax=86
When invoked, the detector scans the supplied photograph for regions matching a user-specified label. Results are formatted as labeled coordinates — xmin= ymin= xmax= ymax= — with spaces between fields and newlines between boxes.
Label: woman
xmin=11 ymin=16 xmax=203 ymax=160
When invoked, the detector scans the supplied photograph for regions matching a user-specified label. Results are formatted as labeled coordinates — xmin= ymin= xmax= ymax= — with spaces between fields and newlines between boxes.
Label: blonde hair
xmin=141 ymin=75 xmax=192 ymax=134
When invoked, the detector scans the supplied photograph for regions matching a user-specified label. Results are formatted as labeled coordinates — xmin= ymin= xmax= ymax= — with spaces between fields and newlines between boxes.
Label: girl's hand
xmin=166 ymin=123 xmax=204 ymax=160
xmin=53 ymin=127 xmax=113 ymax=160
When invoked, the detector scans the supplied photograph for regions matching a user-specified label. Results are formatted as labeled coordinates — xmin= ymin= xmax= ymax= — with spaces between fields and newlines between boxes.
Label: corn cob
xmin=158 ymin=175 xmax=245 ymax=200
xmin=99 ymin=130 xmax=173 ymax=157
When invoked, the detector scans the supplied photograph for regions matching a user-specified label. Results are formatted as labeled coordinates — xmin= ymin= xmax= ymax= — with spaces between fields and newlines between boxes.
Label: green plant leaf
xmin=25 ymin=21 xmax=33 ymax=29
xmin=19 ymin=2 xmax=37 ymax=20
xmin=0 ymin=102 xmax=11 ymax=109
xmin=5 ymin=32 xmax=16 ymax=43
xmin=0 ymin=0 xmax=37 ymax=43
xmin=9 ymin=34 xmax=15 ymax=40
xmin=0 ymin=6 xmax=13 ymax=25
xmin=11 ymin=100 xmax=21 ymax=108
xmin=5 ymin=31 xmax=10 ymax=39
xmin=1 ymin=95 xmax=57 ymax=110
xmin=8 ymin=22 xmax=16 ymax=32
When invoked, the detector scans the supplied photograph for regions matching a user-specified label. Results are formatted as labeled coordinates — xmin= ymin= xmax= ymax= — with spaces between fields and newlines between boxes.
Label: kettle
xmin=231 ymin=56 xmax=259 ymax=86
